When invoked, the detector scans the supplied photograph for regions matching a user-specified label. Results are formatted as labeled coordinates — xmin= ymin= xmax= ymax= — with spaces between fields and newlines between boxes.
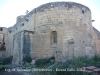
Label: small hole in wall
xmin=22 ymin=23 xmax=24 ymax=26
xmin=83 ymin=41 xmax=84 ymax=43
xmin=82 ymin=10 xmax=84 ymax=14
xmin=9 ymin=30 xmax=12 ymax=33
xmin=26 ymin=19 xmax=29 ymax=22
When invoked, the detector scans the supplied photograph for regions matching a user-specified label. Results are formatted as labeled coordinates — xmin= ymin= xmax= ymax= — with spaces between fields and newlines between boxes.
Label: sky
xmin=0 ymin=0 xmax=100 ymax=31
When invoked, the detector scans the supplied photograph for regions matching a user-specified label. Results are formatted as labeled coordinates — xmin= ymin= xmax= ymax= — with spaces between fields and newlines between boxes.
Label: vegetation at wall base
xmin=0 ymin=45 xmax=6 ymax=51
xmin=0 ymin=66 xmax=8 ymax=71
xmin=33 ymin=55 xmax=100 ymax=75
xmin=0 ymin=56 xmax=13 ymax=65
xmin=35 ymin=56 xmax=55 ymax=67
xmin=23 ymin=55 xmax=32 ymax=63
xmin=0 ymin=67 xmax=8 ymax=71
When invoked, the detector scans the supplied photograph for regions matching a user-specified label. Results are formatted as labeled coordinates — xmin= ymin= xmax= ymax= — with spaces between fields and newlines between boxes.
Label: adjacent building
xmin=0 ymin=27 xmax=7 ymax=57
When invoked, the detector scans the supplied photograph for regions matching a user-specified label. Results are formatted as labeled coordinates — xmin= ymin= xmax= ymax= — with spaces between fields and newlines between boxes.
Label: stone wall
xmin=0 ymin=34 xmax=3 ymax=47
xmin=33 ymin=2 xmax=95 ymax=59
xmin=8 ymin=30 xmax=34 ymax=65
xmin=6 ymin=2 xmax=100 ymax=64
xmin=0 ymin=51 xmax=6 ymax=57
xmin=93 ymin=27 xmax=100 ymax=55
xmin=0 ymin=27 xmax=7 ymax=47
xmin=0 ymin=27 xmax=7 ymax=57
xmin=6 ymin=10 xmax=35 ymax=57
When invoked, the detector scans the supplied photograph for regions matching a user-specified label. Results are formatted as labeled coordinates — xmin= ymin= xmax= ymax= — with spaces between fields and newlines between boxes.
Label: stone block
xmin=6 ymin=2 xmax=99 ymax=65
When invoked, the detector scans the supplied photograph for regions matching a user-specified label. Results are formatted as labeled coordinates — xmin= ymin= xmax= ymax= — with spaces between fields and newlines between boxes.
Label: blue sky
xmin=0 ymin=0 xmax=100 ymax=31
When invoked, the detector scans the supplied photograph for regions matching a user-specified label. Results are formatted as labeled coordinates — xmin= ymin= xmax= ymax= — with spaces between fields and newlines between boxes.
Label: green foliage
xmin=67 ymin=56 xmax=90 ymax=68
xmin=1 ymin=56 xmax=13 ymax=65
xmin=49 ymin=56 xmax=55 ymax=60
xmin=0 ymin=66 xmax=8 ymax=71
xmin=33 ymin=55 xmax=100 ymax=75
xmin=23 ymin=55 xmax=32 ymax=63
xmin=0 ymin=45 xmax=6 ymax=51
xmin=92 ymin=55 xmax=100 ymax=61
xmin=89 ymin=55 xmax=100 ymax=67
xmin=49 ymin=62 xmax=67 ymax=75
xmin=35 ymin=57 xmax=55 ymax=67
xmin=48 ymin=55 xmax=100 ymax=75
xmin=35 ymin=58 xmax=49 ymax=67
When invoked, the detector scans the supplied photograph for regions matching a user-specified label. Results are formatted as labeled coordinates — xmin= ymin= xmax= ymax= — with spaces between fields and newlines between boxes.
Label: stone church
xmin=5 ymin=2 xmax=100 ymax=64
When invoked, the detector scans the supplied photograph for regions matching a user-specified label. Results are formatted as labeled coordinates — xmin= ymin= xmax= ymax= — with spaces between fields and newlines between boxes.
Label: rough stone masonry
xmin=6 ymin=2 xmax=100 ymax=64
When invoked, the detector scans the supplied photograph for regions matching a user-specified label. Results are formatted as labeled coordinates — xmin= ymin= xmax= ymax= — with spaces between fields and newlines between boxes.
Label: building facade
xmin=6 ymin=2 xmax=100 ymax=64
xmin=0 ymin=27 xmax=7 ymax=57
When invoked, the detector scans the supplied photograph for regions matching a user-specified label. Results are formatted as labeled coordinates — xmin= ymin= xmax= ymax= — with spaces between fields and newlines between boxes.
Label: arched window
xmin=51 ymin=31 xmax=57 ymax=44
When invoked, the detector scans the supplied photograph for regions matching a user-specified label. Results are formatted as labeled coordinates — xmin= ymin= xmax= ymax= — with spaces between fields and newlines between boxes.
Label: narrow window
xmin=51 ymin=31 xmax=57 ymax=44
xmin=0 ymin=28 xmax=3 ymax=31
xmin=82 ymin=10 xmax=84 ymax=14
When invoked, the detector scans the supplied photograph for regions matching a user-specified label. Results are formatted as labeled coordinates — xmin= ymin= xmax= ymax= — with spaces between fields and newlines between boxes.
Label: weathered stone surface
xmin=5 ymin=2 xmax=100 ymax=64
xmin=0 ymin=27 xmax=7 ymax=57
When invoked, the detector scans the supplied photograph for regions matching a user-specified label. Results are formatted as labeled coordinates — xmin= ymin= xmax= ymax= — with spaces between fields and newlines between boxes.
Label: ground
xmin=0 ymin=71 xmax=26 ymax=75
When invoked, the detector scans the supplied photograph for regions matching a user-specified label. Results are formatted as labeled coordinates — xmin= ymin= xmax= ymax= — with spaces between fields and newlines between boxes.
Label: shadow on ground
xmin=0 ymin=71 xmax=26 ymax=75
